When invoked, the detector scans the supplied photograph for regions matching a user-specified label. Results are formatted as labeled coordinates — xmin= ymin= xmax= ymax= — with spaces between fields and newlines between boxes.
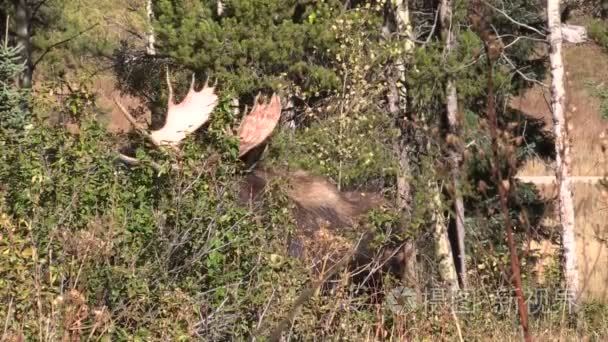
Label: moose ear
xmin=149 ymin=70 xmax=218 ymax=147
xmin=237 ymin=93 xmax=281 ymax=158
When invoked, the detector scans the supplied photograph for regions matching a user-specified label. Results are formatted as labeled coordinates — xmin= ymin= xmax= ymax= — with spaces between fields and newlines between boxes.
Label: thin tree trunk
xmin=383 ymin=0 xmax=419 ymax=292
xmin=468 ymin=2 xmax=531 ymax=337
xmin=547 ymin=0 xmax=580 ymax=312
xmin=431 ymin=181 xmax=459 ymax=291
xmin=12 ymin=0 xmax=32 ymax=88
xmin=386 ymin=0 xmax=458 ymax=293
xmin=145 ymin=0 xmax=156 ymax=55
xmin=440 ymin=0 xmax=466 ymax=289
xmin=217 ymin=0 xmax=224 ymax=17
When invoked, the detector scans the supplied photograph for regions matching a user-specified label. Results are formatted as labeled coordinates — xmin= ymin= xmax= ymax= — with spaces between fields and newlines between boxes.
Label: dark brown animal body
xmin=237 ymin=166 xmax=406 ymax=284
xmin=239 ymin=167 xmax=384 ymax=233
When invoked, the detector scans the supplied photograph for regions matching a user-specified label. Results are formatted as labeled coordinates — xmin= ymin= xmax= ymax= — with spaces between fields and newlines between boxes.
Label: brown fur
xmin=238 ymin=166 xmax=404 ymax=299
xmin=238 ymin=167 xmax=385 ymax=233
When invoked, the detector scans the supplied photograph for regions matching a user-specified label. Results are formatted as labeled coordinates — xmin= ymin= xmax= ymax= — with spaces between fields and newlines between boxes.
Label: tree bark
xmin=547 ymin=0 xmax=580 ymax=312
xmin=383 ymin=0 xmax=419 ymax=291
xmin=145 ymin=0 xmax=156 ymax=55
xmin=440 ymin=0 xmax=466 ymax=289
xmin=431 ymin=180 xmax=460 ymax=291
xmin=12 ymin=0 xmax=32 ymax=88
xmin=217 ymin=0 xmax=224 ymax=17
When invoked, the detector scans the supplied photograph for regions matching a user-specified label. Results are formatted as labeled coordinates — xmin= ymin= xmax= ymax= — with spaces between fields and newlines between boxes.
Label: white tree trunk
xmin=390 ymin=0 xmax=413 ymax=211
xmin=431 ymin=181 xmax=460 ymax=292
xmin=145 ymin=0 xmax=156 ymax=55
xmin=383 ymin=0 xmax=422 ymax=293
xmin=547 ymin=0 xmax=579 ymax=311
xmin=217 ymin=0 xmax=224 ymax=17
xmin=440 ymin=0 xmax=466 ymax=289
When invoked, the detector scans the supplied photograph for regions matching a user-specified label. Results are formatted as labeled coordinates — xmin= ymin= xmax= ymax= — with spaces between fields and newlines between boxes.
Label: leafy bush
xmin=588 ymin=18 xmax=608 ymax=51
xmin=586 ymin=80 xmax=608 ymax=119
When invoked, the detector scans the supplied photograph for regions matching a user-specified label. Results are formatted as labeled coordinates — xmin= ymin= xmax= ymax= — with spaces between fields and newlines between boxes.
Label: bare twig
xmin=451 ymin=306 xmax=464 ymax=342
xmin=30 ymin=0 xmax=51 ymax=20
xmin=113 ymin=97 xmax=160 ymax=147
xmin=116 ymin=153 xmax=165 ymax=173
xmin=501 ymin=54 xmax=548 ymax=88
xmin=481 ymin=0 xmax=546 ymax=37
xmin=256 ymin=287 xmax=276 ymax=331
xmin=501 ymin=34 xmax=548 ymax=50
xmin=3 ymin=296 xmax=13 ymax=337
xmin=425 ymin=8 xmax=440 ymax=44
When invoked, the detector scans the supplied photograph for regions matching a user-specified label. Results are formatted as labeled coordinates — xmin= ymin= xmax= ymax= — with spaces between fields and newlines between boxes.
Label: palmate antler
xmin=150 ymin=70 xmax=218 ymax=146
xmin=114 ymin=69 xmax=218 ymax=150
xmin=238 ymin=93 xmax=281 ymax=157
xmin=115 ymin=69 xmax=282 ymax=171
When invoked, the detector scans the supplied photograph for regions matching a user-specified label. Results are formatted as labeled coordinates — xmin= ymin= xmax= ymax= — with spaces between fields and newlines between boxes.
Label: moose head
xmin=113 ymin=69 xmax=401 ymax=283
xmin=114 ymin=68 xmax=281 ymax=160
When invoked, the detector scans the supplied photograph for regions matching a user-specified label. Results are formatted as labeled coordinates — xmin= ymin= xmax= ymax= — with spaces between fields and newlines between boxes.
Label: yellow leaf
xmin=21 ymin=247 xmax=35 ymax=259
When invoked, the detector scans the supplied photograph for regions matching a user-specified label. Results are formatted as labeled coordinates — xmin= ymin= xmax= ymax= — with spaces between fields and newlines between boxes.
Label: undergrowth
xmin=588 ymin=19 xmax=608 ymax=52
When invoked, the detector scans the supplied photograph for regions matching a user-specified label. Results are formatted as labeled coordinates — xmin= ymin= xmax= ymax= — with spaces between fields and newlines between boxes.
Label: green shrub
xmin=588 ymin=19 xmax=608 ymax=51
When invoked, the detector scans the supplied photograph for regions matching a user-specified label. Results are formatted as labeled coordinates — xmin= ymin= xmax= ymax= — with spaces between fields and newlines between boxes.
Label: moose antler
xmin=238 ymin=93 xmax=281 ymax=157
xmin=115 ymin=69 xmax=218 ymax=148
xmin=115 ymin=71 xmax=281 ymax=172
xmin=150 ymin=69 xmax=218 ymax=146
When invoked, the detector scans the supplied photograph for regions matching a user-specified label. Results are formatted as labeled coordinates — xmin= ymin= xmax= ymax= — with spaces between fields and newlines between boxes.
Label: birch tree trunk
xmin=12 ymin=0 xmax=32 ymax=88
xmin=217 ymin=0 xmax=224 ymax=17
xmin=145 ymin=0 xmax=156 ymax=55
xmin=440 ymin=0 xmax=466 ymax=289
xmin=383 ymin=0 xmax=418 ymax=291
xmin=384 ymin=0 xmax=457 ymax=293
xmin=547 ymin=0 xmax=580 ymax=311
xmin=431 ymin=181 xmax=459 ymax=291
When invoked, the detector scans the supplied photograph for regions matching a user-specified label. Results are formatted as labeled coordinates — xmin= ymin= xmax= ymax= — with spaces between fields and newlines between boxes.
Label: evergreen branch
xmin=32 ymin=23 xmax=99 ymax=69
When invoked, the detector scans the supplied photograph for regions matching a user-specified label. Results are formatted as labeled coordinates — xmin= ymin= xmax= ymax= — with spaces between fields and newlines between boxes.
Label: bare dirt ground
xmin=93 ymin=75 xmax=144 ymax=133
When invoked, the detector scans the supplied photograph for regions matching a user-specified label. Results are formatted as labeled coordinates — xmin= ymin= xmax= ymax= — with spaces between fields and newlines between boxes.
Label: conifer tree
xmin=153 ymin=0 xmax=344 ymax=98
xmin=0 ymin=42 xmax=30 ymax=133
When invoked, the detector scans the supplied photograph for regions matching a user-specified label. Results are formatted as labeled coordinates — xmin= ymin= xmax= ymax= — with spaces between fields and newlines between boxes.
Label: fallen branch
xmin=116 ymin=152 xmax=164 ymax=173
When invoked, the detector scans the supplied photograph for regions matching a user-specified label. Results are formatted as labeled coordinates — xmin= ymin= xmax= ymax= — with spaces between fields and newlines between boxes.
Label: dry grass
xmin=534 ymin=182 xmax=608 ymax=302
